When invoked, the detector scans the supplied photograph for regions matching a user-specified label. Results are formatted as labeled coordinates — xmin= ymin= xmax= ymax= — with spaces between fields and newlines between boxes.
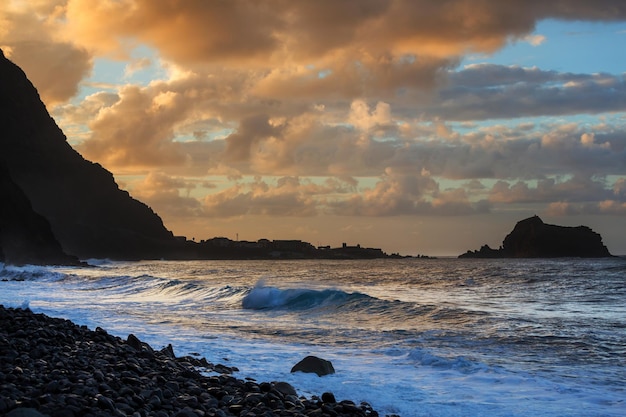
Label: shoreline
xmin=0 ymin=305 xmax=390 ymax=417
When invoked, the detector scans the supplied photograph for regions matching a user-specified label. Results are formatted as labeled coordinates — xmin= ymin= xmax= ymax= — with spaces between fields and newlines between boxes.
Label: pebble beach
xmin=0 ymin=305 xmax=387 ymax=417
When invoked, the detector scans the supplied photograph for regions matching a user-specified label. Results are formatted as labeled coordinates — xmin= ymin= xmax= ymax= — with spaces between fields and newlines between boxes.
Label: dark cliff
xmin=0 ymin=164 xmax=81 ymax=266
xmin=0 ymin=49 xmax=179 ymax=260
xmin=460 ymin=215 xmax=613 ymax=258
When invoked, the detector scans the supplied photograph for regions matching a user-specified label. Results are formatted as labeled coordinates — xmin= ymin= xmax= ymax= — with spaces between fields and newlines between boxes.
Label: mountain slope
xmin=0 ymin=49 xmax=179 ymax=260
xmin=0 ymin=164 xmax=81 ymax=265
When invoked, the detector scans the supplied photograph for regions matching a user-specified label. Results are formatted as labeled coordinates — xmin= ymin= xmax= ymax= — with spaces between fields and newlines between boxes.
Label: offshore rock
xmin=291 ymin=356 xmax=336 ymax=377
xmin=0 ymin=49 xmax=180 ymax=260
xmin=460 ymin=215 xmax=613 ymax=258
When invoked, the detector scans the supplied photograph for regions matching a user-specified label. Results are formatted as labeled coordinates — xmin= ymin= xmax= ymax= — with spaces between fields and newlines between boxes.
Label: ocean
xmin=1 ymin=258 xmax=625 ymax=417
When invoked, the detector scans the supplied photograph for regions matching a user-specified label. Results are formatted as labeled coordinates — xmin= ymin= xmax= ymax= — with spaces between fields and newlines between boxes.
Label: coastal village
xmin=186 ymin=237 xmax=414 ymax=260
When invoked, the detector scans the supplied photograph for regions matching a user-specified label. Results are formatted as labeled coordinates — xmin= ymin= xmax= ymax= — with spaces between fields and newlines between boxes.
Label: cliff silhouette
xmin=0 ymin=164 xmax=82 ymax=266
xmin=459 ymin=215 xmax=613 ymax=258
xmin=0 ymin=49 xmax=180 ymax=260
xmin=0 ymin=50 xmax=401 ymax=263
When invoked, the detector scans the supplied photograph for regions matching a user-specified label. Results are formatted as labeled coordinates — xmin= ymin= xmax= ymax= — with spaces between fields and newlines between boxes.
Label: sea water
xmin=1 ymin=258 xmax=625 ymax=417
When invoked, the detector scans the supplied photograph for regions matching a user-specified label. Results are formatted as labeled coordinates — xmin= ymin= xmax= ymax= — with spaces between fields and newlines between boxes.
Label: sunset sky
xmin=2 ymin=1 xmax=626 ymax=256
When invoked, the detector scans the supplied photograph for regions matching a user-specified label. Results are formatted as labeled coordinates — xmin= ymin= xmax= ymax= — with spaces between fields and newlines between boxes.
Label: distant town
xmin=177 ymin=236 xmax=433 ymax=260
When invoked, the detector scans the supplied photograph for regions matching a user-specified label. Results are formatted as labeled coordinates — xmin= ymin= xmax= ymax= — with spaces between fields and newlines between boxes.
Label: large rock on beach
xmin=0 ymin=305 xmax=379 ymax=417
xmin=459 ymin=215 xmax=613 ymax=258
xmin=291 ymin=356 xmax=336 ymax=377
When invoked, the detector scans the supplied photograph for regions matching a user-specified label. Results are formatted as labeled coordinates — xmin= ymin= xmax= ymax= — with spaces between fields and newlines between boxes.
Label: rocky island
xmin=459 ymin=215 xmax=613 ymax=258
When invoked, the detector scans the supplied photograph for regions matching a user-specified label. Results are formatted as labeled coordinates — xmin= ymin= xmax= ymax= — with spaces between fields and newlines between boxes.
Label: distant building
xmin=202 ymin=237 xmax=233 ymax=247
xmin=236 ymin=240 xmax=261 ymax=249
xmin=334 ymin=243 xmax=385 ymax=259
xmin=272 ymin=240 xmax=316 ymax=252
xmin=257 ymin=239 xmax=271 ymax=248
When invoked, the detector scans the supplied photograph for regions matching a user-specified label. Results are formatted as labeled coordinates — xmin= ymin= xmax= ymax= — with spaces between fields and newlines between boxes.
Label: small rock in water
xmin=291 ymin=355 xmax=335 ymax=376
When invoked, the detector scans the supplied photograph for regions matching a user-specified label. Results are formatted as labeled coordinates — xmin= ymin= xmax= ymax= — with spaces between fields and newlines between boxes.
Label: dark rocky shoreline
xmin=0 ymin=305 xmax=390 ymax=417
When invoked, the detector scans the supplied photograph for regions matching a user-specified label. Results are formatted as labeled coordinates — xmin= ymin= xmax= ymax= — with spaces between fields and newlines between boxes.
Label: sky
xmin=1 ymin=1 xmax=626 ymax=256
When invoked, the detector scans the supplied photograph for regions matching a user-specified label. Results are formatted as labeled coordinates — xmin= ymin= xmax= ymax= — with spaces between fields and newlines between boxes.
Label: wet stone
xmin=321 ymin=392 xmax=336 ymax=404
xmin=0 ymin=306 xmax=385 ymax=417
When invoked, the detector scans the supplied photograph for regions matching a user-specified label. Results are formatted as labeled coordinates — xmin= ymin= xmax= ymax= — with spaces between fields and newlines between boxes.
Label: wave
xmin=241 ymin=282 xmax=370 ymax=311
xmin=1 ymin=264 xmax=491 ymax=333
xmin=0 ymin=263 xmax=67 ymax=282
xmin=70 ymin=274 xmax=248 ymax=307
xmin=407 ymin=347 xmax=490 ymax=373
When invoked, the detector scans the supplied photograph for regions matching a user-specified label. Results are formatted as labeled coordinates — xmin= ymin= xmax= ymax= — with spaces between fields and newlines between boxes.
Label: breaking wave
xmin=241 ymin=282 xmax=370 ymax=310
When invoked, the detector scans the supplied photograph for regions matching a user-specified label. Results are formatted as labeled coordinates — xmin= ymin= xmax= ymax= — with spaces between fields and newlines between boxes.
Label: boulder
xmin=290 ymin=356 xmax=335 ymax=377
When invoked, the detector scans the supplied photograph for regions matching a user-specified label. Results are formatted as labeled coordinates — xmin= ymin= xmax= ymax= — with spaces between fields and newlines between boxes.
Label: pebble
xmin=0 ymin=305 xmax=389 ymax=417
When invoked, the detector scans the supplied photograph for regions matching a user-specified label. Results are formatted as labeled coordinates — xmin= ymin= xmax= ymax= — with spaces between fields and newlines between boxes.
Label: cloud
xmin=524 ymin=34 xmax=547 ymax=46
xmin=349 ymin=100 xmax=392 ymax=131
xmin=56 ymin=1 xmax=626 ymax=102
xmin=124 ymin=57 xmax=153 ymax=78
xmin=63 ymin=0 xmax=285 ymax=63
xmin=0 ymin=2 xmax=92 ymax=104
xmin=128 ymin=171 xmax=202 ymax=218
xmin=329 ymin=168 xmax=489 ymax=216
xmin=201 ymin=176 xmax=337 ymax=218
xmin=53 ymin=58 xmax=625 ymax=192
xmin=432 ymin=65 xmax=626 ymax=121
xmin=4 ymin=0 xmax=626 ymax=108
xmin=52 ymin=91 xmax=119 ymax=137
xmin=58 ymin=0 xmax=626 ymax=65
xmin=224 ymin=114 xmax=284 ymax=163
xmin=489 ymin=175 xmax=617 ymax=204
xmin=3 ymin=0 xmax=626 ymax=231
xmin=77 ymin=84 xmax=189 ymax=168
xmin=546 ymin=200 xmax=626 ymax=216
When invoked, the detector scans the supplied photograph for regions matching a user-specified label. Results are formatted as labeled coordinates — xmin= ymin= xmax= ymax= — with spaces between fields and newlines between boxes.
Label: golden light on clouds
xmin=1 ymin=0 xmax=626 ymax=255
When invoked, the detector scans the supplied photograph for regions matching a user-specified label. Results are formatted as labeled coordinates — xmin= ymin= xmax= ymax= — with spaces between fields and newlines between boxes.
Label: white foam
xmin=2 ymin=260 xmax=624 ymax=417
xmin=167 ymin=334 xmax=626 ymax=417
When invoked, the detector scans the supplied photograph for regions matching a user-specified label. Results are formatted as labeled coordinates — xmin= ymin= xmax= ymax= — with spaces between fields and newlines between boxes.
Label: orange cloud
xmin=127 ymin=171 xmax=202 ymax=218
xmin=0 ymin=2 xmax=91 ymax=104
xmin=3 ymin=0 xmax=626 ymax=238
xmin=6 ymin=0 xmax=626 ymax=107
xmin=63 ymin=0 xmax=626 ymax=66
xmin=77 ymin=85 xmax=189 ymax=168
